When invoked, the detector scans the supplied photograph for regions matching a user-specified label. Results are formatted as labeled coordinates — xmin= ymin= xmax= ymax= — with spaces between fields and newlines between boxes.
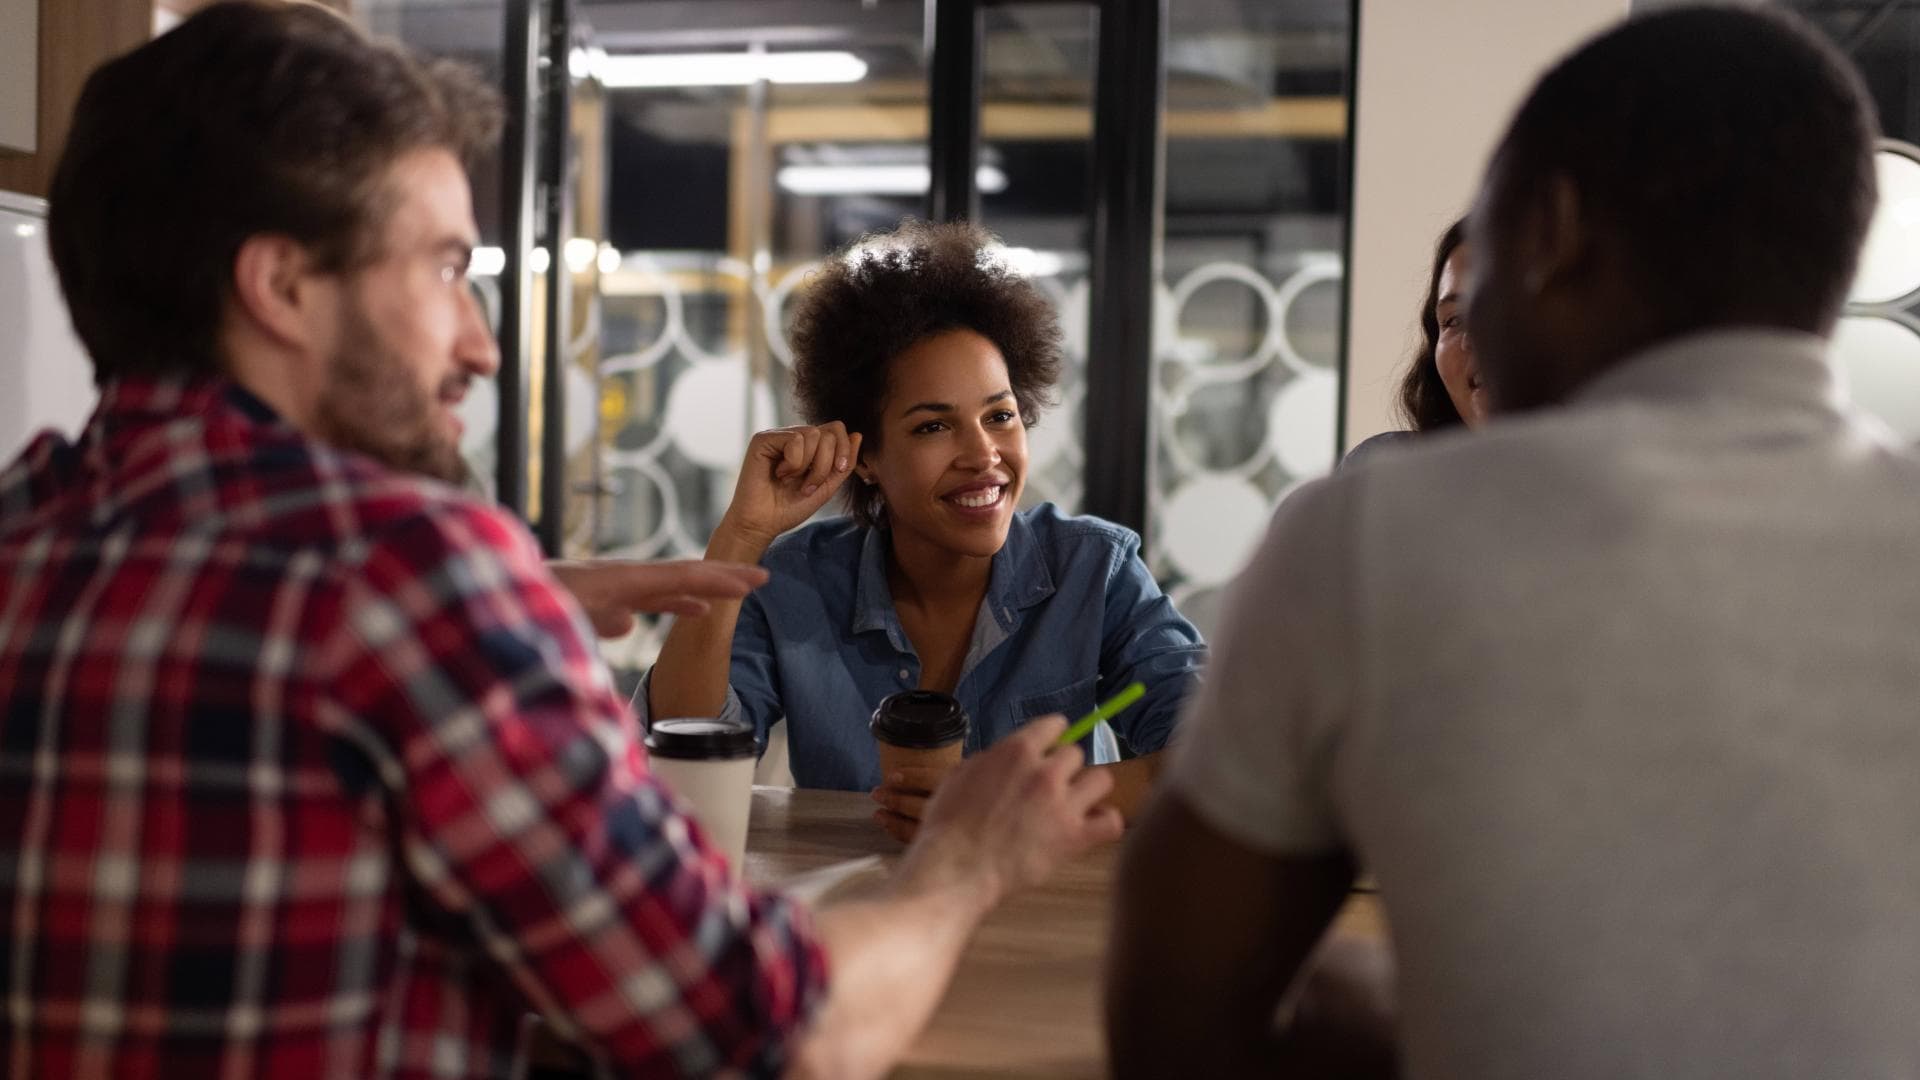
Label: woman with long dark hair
xmin=1345 ymin=218 xmax=1483 ymax=466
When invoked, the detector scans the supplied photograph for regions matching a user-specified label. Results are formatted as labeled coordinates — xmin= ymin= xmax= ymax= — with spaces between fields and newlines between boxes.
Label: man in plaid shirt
xmin=0 ymin=4 xmax=1125 ymax=1078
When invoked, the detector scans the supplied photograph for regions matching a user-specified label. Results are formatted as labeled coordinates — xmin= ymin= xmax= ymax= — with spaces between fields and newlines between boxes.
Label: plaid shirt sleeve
xmin=313 ymin=496 xmax=827 ymax=1076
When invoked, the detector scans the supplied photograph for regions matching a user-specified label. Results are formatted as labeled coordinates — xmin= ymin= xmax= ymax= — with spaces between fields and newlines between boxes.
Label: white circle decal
xmin=456 ymin=375 xmax=499 ymax=456
xmin=1267 ymin=370 xmax=1339 ymax=479
xmin=1833 ymin=315 xmax=1920 ymax=442
xmin=1161 ymin=477 xmax=1270 ymax=587
xmin=664 ymin=361 xmax=778 ymax=470
xmin=1851 ymin=146 xmax=1920 ymax=306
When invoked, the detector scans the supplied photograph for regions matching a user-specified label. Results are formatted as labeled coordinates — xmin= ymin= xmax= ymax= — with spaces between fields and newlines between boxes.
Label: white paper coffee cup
xmin=644 ymin=718 xmax=758 ymax=869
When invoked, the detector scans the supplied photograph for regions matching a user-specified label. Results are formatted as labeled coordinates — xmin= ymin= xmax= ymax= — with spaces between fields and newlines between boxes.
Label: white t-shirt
xmin=1172 ymin=329 xmax=1920 ymax=1080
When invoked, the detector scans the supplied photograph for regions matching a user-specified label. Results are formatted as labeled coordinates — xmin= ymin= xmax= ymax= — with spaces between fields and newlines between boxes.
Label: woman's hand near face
xmin=714 ymin=422 xmax=862 ymax=556
xmin=651 ymin=423 xmax=858 ymax=727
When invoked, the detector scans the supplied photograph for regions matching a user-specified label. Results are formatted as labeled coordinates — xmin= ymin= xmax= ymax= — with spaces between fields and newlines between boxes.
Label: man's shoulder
xmin=237 ymin=434 xmax=538 ymax=569
xmin=1334 ymin=409 xmax=1611 ymax=496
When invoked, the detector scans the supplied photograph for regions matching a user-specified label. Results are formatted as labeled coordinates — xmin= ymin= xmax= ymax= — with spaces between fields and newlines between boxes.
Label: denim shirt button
xmin=898 ymin=668 xmax=910 ymax=681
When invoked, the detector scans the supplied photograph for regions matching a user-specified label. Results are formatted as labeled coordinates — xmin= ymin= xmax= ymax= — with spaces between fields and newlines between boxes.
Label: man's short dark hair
xmin=1487 ymin=4 xmax=1878 ymax=337
xmin=789 ymin=219 xmax=1063 ymax=528
xmin=48 ymin=0 xmax=503 ymax=385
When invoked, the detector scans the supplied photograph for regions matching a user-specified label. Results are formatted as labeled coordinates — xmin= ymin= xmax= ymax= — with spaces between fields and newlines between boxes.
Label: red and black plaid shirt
xmin=0 ymin=378 xmax=826 ymax=1078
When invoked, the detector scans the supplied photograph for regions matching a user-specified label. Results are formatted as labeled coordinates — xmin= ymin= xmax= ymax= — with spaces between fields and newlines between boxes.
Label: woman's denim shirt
xmin=637 ymin=503 xmax=1207 ymax=791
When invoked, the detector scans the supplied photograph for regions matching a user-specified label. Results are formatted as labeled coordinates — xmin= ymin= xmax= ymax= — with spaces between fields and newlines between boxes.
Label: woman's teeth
xmin=952 ymin=486 xmax=1002 ymax=508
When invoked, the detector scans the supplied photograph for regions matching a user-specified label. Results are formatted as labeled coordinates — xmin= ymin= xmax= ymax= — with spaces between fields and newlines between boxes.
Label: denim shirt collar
xmin=849 ymin=511 xmax=1058 ymax=646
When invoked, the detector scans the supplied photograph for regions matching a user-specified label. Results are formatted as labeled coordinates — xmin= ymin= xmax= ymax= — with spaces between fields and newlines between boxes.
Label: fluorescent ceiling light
xmin=777 ymin=163 xmax=1009 ymax=197
xmin=992 ymin=245 xmax=1069 ymax=278
xmin=590 ymin=50 xmax=867 ymax=89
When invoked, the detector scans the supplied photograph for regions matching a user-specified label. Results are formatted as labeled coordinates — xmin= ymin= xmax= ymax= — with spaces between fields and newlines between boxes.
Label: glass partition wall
xmin=1149 ymin=2 xmax=1350 ymax=631
xmin=359 ymin=0 xmax=1357 ymax=689
xmin=585 ymin=0 xmax=938 ymax=685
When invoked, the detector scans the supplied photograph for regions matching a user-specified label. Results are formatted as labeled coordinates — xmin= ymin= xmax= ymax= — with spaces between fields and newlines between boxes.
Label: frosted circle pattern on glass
xmin=762 ymin=261 xmax=820 ymax=368
xmin=598 ymin=257 xmax=685 ymax=375
xmin=1027 ymin=387 xmax=1082 ymax=469
xmin=564 ymin=363 xmax=599 ymax=456
xmin=1832 ymin=315 xmax=1920 ymax=441
xmin=664 ymin=361 xmax=780 ymax=469
xmin=1850 ymin=144 xmax=1920 ymax=307
xmin=1165 ymin=262 xmax=1282 ymax=380
xmin=456 ymin=375 xmax=499 ymax=456
xmin=1270 ymin=259 xmax=1344 ymax=377
xmin=1267 ymin=370 xmax=1338 ymax=477
xmin=1160 ymin=476 xmax=1271 ymax=587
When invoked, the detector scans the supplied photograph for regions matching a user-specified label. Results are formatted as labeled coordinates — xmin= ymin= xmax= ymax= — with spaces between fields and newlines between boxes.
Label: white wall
xmin=1343 ymin=0 xmax=1631 ymax=447
xmin=0 ymin=194 xmax=96 ymax=462
xmin=0 ymin=0 xmax=35 ymax=152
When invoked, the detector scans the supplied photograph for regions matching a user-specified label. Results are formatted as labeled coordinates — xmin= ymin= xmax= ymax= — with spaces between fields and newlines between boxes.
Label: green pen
xmin=1057 ymin=681 xmax=1146 ymax=746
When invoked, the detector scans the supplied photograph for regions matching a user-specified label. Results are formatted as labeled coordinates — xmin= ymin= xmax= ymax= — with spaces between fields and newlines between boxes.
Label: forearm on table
xmin=1096 ymin=751 xmax=1166 ymax=822
xmin=784 ymin=875 xmax=993 ymax=1080
xmin=647 ymin=526 xmax=767 ymax=720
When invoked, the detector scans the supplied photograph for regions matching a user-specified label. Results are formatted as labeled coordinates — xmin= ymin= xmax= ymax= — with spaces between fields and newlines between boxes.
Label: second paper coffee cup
xmin=870 ymin=690 xmax=969 ymax=782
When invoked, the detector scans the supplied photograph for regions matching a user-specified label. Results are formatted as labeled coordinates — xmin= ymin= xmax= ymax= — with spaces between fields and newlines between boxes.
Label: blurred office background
xmin=358 ymin=0 xmax=1359 ymax=687
xmin=4 ymin=0 xmax=1917 ymax=691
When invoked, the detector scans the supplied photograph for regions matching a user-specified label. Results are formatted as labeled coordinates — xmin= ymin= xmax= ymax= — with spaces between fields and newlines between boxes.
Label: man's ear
xmin=230 ymin=234 xmax=333 ymax=351
xmin=1519 ymin=173 xmax=1591 ymax=297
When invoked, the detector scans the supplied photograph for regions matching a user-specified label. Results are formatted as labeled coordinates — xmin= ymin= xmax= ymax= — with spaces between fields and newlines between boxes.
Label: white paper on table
xmin=774 ymin=855 xmax=888 ymax=906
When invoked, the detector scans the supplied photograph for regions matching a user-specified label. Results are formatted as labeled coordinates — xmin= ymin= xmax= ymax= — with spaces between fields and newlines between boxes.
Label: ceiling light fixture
xmin=776 ymin=163 xmax=1009 ymax=197
xmin=587 ymin=50 xmax=868 ymax=89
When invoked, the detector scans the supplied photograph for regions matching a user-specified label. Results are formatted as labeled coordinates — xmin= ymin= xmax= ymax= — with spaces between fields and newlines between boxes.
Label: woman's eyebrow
xmin=901 ymin=390 xmax=1011 ymax=418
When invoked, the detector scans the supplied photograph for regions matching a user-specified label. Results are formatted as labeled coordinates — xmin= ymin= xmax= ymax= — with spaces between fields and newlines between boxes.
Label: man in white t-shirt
xmin=1106 ymin=7 xmax=1919 ymax=1079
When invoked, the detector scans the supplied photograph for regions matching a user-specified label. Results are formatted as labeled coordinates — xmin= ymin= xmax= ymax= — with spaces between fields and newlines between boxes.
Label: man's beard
xmin=313 ymin=303 xmax=471 ymax=485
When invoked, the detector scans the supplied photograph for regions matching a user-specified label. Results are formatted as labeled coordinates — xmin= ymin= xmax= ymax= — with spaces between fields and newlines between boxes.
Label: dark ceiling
xmin=362 ymin=0 xmax=1918 ymax=251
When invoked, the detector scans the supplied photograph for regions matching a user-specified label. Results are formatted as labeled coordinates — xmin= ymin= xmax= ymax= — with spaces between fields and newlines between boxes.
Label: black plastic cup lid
xmin=869 ymin=690 xmax=969 ymax=749
xmin=645 ymin=718 xmax=758 ymax=760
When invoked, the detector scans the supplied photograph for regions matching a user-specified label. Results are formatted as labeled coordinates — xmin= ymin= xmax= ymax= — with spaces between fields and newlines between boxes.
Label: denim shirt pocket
xmin=1010 ymin=674 xmax=1100 ymax=727
xmin=1012 ymin=675 xmax=1119 ymax=762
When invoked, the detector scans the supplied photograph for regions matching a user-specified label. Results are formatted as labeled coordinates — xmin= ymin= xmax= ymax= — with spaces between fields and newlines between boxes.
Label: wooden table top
xmin=533 ymin=787 xmax=1385 ymax=1077
xmin=743 ymin=786 xmax=1387 ymax=1079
